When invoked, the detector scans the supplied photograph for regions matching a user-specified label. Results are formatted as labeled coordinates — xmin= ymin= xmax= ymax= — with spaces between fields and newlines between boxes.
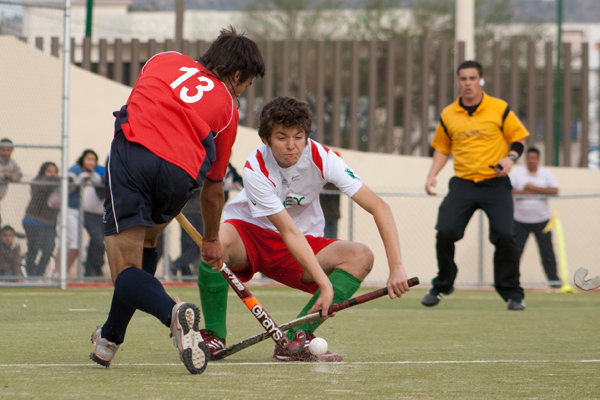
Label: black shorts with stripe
xmin=103 ymin=131 xmax=212 ymax=236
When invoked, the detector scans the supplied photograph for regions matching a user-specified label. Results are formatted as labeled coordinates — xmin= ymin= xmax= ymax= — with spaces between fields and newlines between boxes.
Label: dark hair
xmin=1 ymin=225 xmax=15 ymax=234
xmin=77 ymin=149 xmax=98 ymax=168
xmin=200 ymin=26 xmax=265 ymax=84
xmin=457 ymin=60 xmax=483 ymax=77
xmin=258 ymin=97 xmax=312 ymax=145
xmin=527 ymin=147 xmax=540 ymax=156
xmin=0 ymin=138 xmax=14 ymax=147
xmin=37 ymin=161 xmax=58 ymax=178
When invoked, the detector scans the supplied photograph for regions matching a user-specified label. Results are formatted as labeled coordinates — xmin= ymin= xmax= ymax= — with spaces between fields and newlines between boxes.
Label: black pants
xmin=514 ymin=220 xmax=559 ymax=283
xmin=23 ymin=221 xmax=56 ymax=276
xmin=433 ymin=177 xmax=524 ymax=302
xmin=84 ymin=212 xmax=106 ymax=277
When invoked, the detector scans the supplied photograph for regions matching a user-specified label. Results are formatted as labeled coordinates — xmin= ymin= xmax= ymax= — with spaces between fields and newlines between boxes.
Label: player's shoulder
xmin=244 ymin=145 xmax=269 ymax=169
xmin=481 ymin=93 xmax=508 ymax=110
xmin=144 ymin=51 xmax=191 ymax=67
xmin=307 ymin=139 xmax=337 ymax=159
xmin=440 ymin=99 xmax=461 ymax=118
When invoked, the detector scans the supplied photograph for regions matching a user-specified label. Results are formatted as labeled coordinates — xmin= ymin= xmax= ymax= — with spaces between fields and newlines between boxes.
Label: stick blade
xmin=283 ymin=330 xmax=306 ymax=354
xmin=574 ymin=267 xmax=600 ymax=291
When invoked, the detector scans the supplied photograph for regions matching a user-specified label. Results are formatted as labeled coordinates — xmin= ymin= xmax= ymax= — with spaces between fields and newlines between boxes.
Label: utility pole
xmin=455 ymin=0 xmax=475 ymax=60
xmin=175 ymin=0 xmax=185 ymax=52
xmin=455 ymin=0 xmax=475 ymax=97
xmin=553 ymin=0 xmax=563 ymax=166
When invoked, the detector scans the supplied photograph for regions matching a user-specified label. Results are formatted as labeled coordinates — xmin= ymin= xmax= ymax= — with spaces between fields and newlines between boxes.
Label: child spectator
xmin=0 ymin=225 xmax=23 ymax=277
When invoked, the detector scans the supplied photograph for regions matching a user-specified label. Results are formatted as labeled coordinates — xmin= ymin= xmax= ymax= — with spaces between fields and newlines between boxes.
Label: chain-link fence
xmin=2 ymin=183 xmax=598 ymax=288
xmin=0 ymin=1 xmax=71 ymax=287
xmin=344 ymin=192 xmax=600 ymax=287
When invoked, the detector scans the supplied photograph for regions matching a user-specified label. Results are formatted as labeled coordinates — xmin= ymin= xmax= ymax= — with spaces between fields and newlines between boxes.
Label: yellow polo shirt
xmin=431 ymin=93 xmax=530 ymax=182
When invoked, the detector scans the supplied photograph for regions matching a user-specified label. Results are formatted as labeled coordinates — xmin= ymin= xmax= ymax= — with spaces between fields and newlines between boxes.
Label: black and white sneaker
xmin=421 ymin=288 xmax=453 ymax=307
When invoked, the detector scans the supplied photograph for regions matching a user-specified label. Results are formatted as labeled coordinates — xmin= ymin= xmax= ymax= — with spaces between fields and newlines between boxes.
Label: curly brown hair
xmin=258 ymin=97 xmax=312 ymax=145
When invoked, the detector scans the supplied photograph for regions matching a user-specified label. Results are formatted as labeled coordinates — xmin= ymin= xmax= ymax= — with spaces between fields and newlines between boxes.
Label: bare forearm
xmin=428 ymin=151 xmax=449 ymax=179
xmin=282 ymin=230 xmax=329 ymax=287
xmin=523 ymin=184 xmax=558 ymax=195
xmin=372 ymin=201 xmax=403 ymax=269
xmin=200 ymin=180 xmax=224 ymax=241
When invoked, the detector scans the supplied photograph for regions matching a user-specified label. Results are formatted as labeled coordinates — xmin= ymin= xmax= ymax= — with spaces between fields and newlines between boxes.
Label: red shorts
xmin=224 ymin=219 xmax=337 ymax=294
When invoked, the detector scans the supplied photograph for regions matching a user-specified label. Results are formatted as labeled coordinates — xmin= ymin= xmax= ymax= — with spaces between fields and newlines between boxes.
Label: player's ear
xmin=479 ymin=78 xmax=485 ymax=86
xmin=232 ymin=70 xmax=242 ymax=84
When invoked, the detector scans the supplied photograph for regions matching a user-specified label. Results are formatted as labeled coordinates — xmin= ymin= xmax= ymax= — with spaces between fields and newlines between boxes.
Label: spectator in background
xmin=0 ymin=138 xmax=23 ymax=226
xmin=320 ymin=182 xmax=341 ymax=239
xmin=0 ymin=225 xmax=22 ymax=278
xmin=22 ymin=162 xmax=60 ymax=276
xmin=223 ymin=162 xmax=243 ymax=203
xmin=83 ymin=161 xmax=107 ymax=277
xmin=171 ymin=187 xmax=204 ymax=277
xmin=422 ymin=60 xmax=529 ymax=311
xmin=510 ymin=147 xmax=560 ymax=287
xmin=62 ymin=149 xmax=101 ymax=276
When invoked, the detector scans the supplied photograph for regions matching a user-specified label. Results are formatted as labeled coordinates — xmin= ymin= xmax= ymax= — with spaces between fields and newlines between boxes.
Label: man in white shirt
xmin=510 ymin=147 xmax=560 ymax=287
xmin=197 ymin=96 xmax=411 ymax=362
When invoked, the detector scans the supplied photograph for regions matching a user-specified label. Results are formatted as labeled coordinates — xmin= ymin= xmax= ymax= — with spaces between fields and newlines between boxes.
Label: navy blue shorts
xmin=103 ymin=132 xmax=201 ymax=236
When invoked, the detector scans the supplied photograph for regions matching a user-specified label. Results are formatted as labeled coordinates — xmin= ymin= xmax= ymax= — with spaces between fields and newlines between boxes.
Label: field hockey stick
xmin=211 ymin=277 xmax=420 ymax=360
xmin=574 ymin=267 xmax=600 ymax=290
xmin=175 ymin=213 xmax=306 ymax=354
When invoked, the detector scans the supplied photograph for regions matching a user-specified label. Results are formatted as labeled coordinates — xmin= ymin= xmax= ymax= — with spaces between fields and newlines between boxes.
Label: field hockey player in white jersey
xmin=196 ymin=96 xmax=410 ymax=362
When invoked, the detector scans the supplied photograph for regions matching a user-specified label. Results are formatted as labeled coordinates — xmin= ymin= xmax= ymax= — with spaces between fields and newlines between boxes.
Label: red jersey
xmin=118 ymin=51 xmax=238 ymax=181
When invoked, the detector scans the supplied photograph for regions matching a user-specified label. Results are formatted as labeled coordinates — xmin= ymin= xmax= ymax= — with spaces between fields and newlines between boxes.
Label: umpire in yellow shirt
xmin=423 ymin=60 xmax=529 ymax=311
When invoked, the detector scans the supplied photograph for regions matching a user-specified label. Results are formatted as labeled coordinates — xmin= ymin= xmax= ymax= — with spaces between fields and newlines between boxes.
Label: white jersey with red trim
xmin=223 ymin=139 xmax=363 ymax=236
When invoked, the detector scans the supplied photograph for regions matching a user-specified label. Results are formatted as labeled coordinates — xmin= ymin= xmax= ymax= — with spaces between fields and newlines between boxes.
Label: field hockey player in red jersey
xmin=89 ymin=27 xmax=265 ymax=374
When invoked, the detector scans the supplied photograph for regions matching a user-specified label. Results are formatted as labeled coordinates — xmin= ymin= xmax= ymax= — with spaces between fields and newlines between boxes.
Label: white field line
xmin=1 ymin=360 xmax=599 ymax=368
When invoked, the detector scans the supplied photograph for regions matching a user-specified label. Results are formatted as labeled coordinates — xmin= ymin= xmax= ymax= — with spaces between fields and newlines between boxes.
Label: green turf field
xmin=1 ymin=285 xmax=598 ymax=399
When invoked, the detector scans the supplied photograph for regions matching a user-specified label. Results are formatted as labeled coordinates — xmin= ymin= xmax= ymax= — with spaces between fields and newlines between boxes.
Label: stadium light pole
xmin=553 ymin=0 xmax=563 ymax=166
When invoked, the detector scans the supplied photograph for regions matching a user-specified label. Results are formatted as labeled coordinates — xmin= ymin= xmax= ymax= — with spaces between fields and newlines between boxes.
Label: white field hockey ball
xmin=308 ymin=337 xmax=328 ymax=356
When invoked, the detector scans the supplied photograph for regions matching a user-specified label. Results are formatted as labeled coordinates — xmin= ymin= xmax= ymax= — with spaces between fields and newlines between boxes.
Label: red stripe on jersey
xmin=244 ymin=160 xmax=253 ymax=171
xmin=256 ymin=150 xmax=276 ymax=187
xmin=310 ymin=140 xmax=325 ymax=179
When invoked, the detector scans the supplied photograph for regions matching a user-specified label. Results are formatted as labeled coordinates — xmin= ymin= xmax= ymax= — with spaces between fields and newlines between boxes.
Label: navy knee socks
xmin=101 ymin=248 xmax=173 ymax=344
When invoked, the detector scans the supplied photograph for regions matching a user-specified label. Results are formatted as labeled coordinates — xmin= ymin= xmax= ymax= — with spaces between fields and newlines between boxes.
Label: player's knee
xmin=436 ymin=228 xmax=462 ymax=243
xmin=347 ymin=243 xmax=373 ymax=277
xmin=492 ymin=231 xmax=516 ymax=248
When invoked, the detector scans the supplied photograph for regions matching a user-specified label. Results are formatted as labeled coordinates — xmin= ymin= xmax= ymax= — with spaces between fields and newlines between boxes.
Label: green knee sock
xmin=286 ymin=269 xmax=361 ymax=340
xmin=197 ymin=260 xmax=229 ymax=340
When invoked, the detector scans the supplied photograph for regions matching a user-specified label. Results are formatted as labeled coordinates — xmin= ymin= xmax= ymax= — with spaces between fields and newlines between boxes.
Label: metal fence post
xmin=478 ymin=209 xmax=484 ymax=285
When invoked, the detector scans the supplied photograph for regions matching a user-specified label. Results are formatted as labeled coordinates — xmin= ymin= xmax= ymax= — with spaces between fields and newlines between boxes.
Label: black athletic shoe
xmin=421 ymin=288 xmax=454 ymax=307
xmin=507 ymin=299 xmax=526 ymax=311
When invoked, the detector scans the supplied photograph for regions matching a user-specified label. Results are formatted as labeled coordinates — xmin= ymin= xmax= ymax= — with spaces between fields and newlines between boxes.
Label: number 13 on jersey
xmin=170 ymin=67 xmax=215 ymax=104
